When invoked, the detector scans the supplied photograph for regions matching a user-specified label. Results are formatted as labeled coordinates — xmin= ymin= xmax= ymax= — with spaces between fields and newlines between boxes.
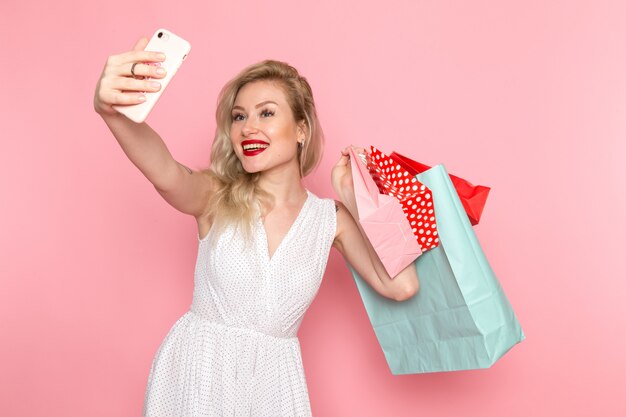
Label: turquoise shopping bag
xmin=349 ymin=164 xmax=524 ymax=374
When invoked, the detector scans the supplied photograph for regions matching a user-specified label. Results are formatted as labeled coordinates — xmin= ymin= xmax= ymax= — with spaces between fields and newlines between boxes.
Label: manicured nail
xmin=138 ymin=95 xmax=146 ymax=101
xmin=155 ymin=67 xmax=166 ymax=75
xmin=150 ymin=81 xmax=161 ymax=88
xmin=157 ymin=53 xmax=166 ymax=60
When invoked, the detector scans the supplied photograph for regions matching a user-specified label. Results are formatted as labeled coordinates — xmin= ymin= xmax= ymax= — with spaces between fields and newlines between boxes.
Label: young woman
xmin=94 ymin=36 xmax=419 ymax=416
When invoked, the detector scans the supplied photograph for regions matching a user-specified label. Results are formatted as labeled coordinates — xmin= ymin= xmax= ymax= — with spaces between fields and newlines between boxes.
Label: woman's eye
xmin=232 ymin=113 xmax=244 ymax=121
xmin=261 ymin=109 xmax=275 ymax=117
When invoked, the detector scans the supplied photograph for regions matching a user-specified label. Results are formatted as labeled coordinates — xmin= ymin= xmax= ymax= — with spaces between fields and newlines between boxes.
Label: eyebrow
xmin=232 ymin=100 xmax=278 ymax=111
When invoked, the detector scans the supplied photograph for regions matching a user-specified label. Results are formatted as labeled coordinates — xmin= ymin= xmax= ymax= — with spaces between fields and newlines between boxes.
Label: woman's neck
xmin=257 ymin=163 xmax=306 ymax=204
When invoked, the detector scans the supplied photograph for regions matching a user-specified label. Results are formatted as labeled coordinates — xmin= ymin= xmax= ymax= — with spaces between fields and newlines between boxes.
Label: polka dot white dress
xmin=142 ymin=190 xmax=336 ymax=416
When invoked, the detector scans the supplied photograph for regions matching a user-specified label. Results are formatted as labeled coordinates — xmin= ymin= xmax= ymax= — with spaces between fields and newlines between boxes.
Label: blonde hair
xmin=204 ymin=60 xmax=324 ymax=239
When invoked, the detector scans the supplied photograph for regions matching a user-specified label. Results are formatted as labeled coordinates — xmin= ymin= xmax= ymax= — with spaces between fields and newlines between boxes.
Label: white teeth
xmin=243 ymin=144 xmax=269 ymax=150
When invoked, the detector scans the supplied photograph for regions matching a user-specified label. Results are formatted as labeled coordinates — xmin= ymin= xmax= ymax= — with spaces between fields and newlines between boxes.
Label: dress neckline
xmin=258 ymin=190 xmax=312 ymax=264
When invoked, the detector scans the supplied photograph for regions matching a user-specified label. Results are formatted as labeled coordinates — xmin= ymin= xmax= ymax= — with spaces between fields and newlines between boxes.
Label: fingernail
xmin=157 ymin=53 xmax=166 ymax=60
xmin=156 ymin=67 xmax=166 ymax=75
xmin=150 ymin=81 xmax=161 ymax=88
xmin=138 ymin=95 xmax=146 ymax=101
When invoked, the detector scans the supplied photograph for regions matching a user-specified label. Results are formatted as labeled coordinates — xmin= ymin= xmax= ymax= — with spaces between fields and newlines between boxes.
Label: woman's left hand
xmin=331 ymin=145 xmax=367 ymax=206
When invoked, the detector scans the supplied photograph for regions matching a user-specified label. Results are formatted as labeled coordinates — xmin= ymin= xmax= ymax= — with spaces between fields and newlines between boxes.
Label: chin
xmin=233 ymin=154 xmax=257 ymax=173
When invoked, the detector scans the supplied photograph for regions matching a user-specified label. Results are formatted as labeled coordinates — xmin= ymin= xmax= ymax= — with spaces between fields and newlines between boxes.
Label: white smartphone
xmin=113 ymin=28 xmax=191 ymax=123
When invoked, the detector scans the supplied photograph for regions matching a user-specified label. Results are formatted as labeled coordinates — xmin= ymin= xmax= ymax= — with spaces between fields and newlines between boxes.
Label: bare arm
xmin=331 ymin=148 xmax=420 ymax=302
xmin=94 ymin=36 xmax=213 ymax=218
xmin=333 ymin=201 xmax=419 ymax=302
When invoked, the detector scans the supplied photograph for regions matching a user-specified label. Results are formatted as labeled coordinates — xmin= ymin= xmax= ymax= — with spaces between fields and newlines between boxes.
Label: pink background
xmin=1 ymin=0 xmax=625 ymax=416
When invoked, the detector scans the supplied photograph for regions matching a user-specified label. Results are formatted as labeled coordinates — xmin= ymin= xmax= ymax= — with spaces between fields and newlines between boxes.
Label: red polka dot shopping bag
xmin=389 ymin=151 xmax=491 ymax=226
xmin=367 ymin=146 xmax=440 ymax=252
xmin=347 ymin=147 xmax=426 ymax=278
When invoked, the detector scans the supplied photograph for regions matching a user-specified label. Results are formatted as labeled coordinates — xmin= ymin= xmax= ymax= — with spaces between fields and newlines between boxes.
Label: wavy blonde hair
xmin=203 ymin=60 xmax=324 ymax=239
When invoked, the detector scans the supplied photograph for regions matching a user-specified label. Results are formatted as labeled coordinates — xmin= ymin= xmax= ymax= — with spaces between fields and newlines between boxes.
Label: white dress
xmin=142 ymin=190 xmax=337 ymax=416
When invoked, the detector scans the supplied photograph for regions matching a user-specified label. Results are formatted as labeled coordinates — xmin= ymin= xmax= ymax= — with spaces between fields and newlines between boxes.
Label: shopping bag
xmin=347 ymin=147 xmax=422 ymax=278
xmin=365 ymin=146 xmax=439 ymax=252
xmin=348 ymin=164 xmax=524 ymax=374
xmin=390 ymin=151 xmax=491 ymax=225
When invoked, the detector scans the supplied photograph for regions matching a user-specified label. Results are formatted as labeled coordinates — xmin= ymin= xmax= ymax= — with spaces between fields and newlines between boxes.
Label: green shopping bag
xmin=349 ymin=164 xmax=524 ymax=374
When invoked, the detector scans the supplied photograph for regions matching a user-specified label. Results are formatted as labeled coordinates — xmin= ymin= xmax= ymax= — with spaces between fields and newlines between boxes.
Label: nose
xmin=241 ymin=117 xmax=258 ymax=137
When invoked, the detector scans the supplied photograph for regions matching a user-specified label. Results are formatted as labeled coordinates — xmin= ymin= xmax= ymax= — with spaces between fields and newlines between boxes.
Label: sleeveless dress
xmin=142 ymin=190 xmax=337 ymax=417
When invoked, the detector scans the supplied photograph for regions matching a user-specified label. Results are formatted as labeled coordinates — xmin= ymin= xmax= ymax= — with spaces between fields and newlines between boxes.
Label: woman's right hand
xmin=93 ymin=37 xmax=167 ymax=117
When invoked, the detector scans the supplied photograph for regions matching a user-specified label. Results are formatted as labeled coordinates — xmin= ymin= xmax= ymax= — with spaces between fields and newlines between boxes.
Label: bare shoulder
xmin=200 ymin=167 xmax=219 ymax=194
xmin=333 ymin=200 xmax=355 ymax=243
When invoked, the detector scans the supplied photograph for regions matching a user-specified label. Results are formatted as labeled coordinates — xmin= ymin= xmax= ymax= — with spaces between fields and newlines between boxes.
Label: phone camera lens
xmin=158 ymin=32 xmax=163 ymax=38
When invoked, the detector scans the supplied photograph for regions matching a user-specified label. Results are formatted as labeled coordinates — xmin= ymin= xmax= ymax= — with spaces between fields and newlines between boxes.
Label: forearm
xmin=100 ymin=112 xmax=179 ymax=190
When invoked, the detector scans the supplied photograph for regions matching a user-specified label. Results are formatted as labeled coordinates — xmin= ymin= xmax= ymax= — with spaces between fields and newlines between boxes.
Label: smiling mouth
xmin=241 ymin=140 xmax=269 ymax=156
xmin=242 ymin=144 xmax=269 ymax=151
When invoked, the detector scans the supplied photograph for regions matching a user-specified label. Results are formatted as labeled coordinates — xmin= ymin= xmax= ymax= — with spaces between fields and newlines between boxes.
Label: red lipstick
xmin=241 ymin=139 xmax=269 ymax=157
